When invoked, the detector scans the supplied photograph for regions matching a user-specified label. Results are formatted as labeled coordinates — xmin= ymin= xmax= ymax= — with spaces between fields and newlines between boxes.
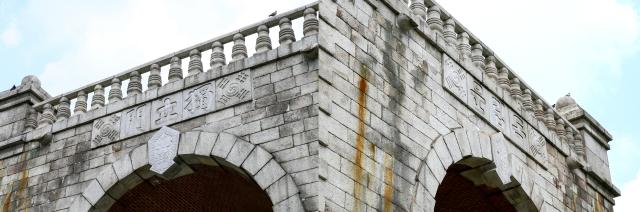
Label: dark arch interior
xmin=108 ymin=164 xmax=273 ymax=212
xmin=435 ymin=164 xmax=516 ymax=212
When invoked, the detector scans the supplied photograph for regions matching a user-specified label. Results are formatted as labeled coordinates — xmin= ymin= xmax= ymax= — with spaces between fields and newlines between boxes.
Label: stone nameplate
xmin=121 ymin=103 xmax=151 ymax=139
xmin=90 ymin=69 xmax=253 ymax=148
xmin=91 ymin=113 xmax=121 ymax=148
xmin=148 ymin=126 xmax=180 ymax=174
xmin=443 ymin=54 xmax=549 ymax=167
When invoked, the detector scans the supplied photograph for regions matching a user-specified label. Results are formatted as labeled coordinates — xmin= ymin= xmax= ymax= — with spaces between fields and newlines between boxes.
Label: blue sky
xmin=1 ymin=0 xmax=639 ymax=210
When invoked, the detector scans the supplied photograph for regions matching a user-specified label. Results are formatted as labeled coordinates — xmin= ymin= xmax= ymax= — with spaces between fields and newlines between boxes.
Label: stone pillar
xmin=471 ymin=44 xmax=485 ymax=69
xmin=255 ymin=25 xmax=272 ymax=54
xmin=74 ymin=91 xmax=87 ymax=114
xmin=427 ymin=5 xmax=443 ymax=34
xmin=509 ymin=78 xmax=522 ymax=101
xmin=91 ymin=85 xmax=105 ymax=109
xmin=231 ymin=34 xmax=248 ymax=61
xmin=128 ymin=71 xmax=142 ymax=96
xmin=497 ymin=67 xmax=510 ymax=89
xmin=188 ymin=49 xmax=203 ymax=76
xmin=108 ymin=78 xmax=123 ymax=102
xmin=56 ymin=97 xmax=71 ymax=120
xmin=279 ymin=18 xmax=296 ymax=44
xmin=148 ymin=64 xmax=162 ymax=89
xmin=443 ymin=19 xmax=457 ymax=44
xmin=485 ymin=56 xmax=498 ymax=80
xmin=409 ymin=0 xmax=426 ymax=19
xmin=39 ymin=103 xmax=55 ymax=126
xmin=210 ymin=41 xmax=226 ymax=68
xmin=168 ymin=57 xmax=183 ymax=82
xmin=303 ymin=8 xmax=319 ymax=36
xmin=457 ymin=32 xmax=471 ymax=60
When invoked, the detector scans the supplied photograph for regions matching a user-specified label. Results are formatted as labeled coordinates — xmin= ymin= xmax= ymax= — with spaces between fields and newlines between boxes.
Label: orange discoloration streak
xmin=383 ymin=153 xmax=394 ymax=212
xmin=3 ymin=152 xmax=30 ymax=212
xmin=353 ymin=65 xmax=369 ymax=211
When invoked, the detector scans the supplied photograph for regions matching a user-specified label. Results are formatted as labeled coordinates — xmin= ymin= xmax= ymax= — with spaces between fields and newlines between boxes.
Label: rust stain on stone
xmin=3 ymin=152 xmax=30 ymax=212
xmin=383 ymin=153 xmax=394 ymax=212
xmin=353 ymin=65 xmax=369 ymax=211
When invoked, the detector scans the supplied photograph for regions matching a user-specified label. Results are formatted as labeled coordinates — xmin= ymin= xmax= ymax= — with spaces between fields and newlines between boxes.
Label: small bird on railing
xmin=269 ymin=11 xmax=277 ymax=17
xmin=10 ymin=85 xmax=16 ymax=91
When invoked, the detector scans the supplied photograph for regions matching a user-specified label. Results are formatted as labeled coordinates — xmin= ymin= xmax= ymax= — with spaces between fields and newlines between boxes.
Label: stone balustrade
xmin=28 ymin=3 xmax=319 ymax=133
xmin=407 ymin=0 xmax=583 ymax=158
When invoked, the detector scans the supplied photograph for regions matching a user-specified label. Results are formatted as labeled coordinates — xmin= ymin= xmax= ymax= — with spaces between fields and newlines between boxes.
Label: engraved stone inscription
xmin=527 ymin=125 xmax=549 ymax=162
xmin=151 ymin=93 xmax=183 ymax=129
xmin=469 ymin=80 xmax=486 ymax=116
xmin=443 ymin=55 xmax=468 ymax=102
xmin=121 ymin=103 xmax=150 ymax=139
xmin=183 ymin=83 xmax=216 ymax=119
xmin=510 ymin=113 xmax=526 ymax=142
xmin=216 ymin=70 xmax=251 ymax=108
xmin=148 ymin=126 xmax=180 ymax=174
xmin=488 ymin=96 xmax=506 ymax=131
xmin=91 ymin=113 xmax=121 ymax=148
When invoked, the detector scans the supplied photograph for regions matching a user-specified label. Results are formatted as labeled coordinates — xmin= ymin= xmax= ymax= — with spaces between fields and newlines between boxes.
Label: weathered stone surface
xmin=91 ymin=113 xmax=121 ymax=148
xmin=120 ymin=103 xmax=151 ymax=139
xmin=151 ymin=93 xmax=183 ymax=129
xmin=148 ymin=127 xmax=180 ymax=174
xmin=215 ymin=70 xmax=252 ymax=108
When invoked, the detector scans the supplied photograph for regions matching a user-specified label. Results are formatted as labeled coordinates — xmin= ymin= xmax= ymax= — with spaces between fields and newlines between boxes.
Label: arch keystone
xmin=148 ymin=126 xmax=180 ymax=174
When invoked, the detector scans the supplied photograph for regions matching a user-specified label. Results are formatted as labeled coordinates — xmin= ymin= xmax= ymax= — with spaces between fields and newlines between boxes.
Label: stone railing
xmin=403 ymin=0 xmax=583 ymax=159
xmin=25 ymin=2 xmax=319 ymax=136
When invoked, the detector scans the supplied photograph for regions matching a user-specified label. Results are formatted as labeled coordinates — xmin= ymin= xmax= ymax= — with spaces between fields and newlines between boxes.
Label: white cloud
xmin=1 ymin=23 xmax=21 ymax=47
xmin=615 ymin=169 xmax=640 ymax=211
xmin=29 ymin=0 xmax=311 ymax=95
xmin=438 ymin=0 xmax=639 ymax=103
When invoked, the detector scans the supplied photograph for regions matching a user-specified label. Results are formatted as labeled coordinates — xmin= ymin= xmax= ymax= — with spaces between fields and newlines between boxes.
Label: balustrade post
xmin=409 ymin=0 xmax=427 ymax=19
xmin=232 ymin=34 xmax=248 ymax=61
xmin=443 ymin=19 xmax=457 ymax=44
xmin=509 ymin=78 xmax=522 ymax=101
xmin=279 ymin=18 xmax=296 ymax=44
xmin=210 ymin=42 xmax=226 ymax=68
xmin=458 ymin=32 xmax=471 ymax=60
xmin=24 ymin=108 xmax=37 ymax=131
xmin=303 ymin=8 xmax=319 ymax=36
xmin=426 ymin=6 xmax=443 ymax=34
xmin=91 ymin=85 xmax=105 ymax=109
xmin=128 ymin=71 xmax=142 ymax=96
xmin=39 ymin=104 xmax=55 ymax=126
xmin=56 ymin=97 xmax=71 ymax=120
xmin=522 ymin=89 xmax=533 ymax=111
xmin=255 ymin=25 xmax=272 ymax=54
xmin=471 ymin=44 xmax=485 ymax=69
xmin=556 ymin=118 xmax=566 ymax=141
xmin=168 ymin=57 xmax=183 ymax=82
xmin=74 ymin=91 xmax=87 ymax=114
xmin=188 ymin=49 xmax=203 ymax=76
xmin=497 ymin=68 xmax=510 ymax=89
xmin=534 ymin=99 xmax=545 ymax=121
xmin=485 ymin=56 xmax=498 ymax=80
xmin=544 ymin=108 xmax=556 ymax=130
xmin=108 ymin=78 xmax=123 ymax=102
xmin=148 ymin=64 xmax=162 ymax=89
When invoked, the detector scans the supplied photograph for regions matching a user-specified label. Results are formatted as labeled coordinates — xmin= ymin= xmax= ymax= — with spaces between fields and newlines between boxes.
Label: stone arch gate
xmin=409 ymin=128 xmax=540 ymax=211
xmin=68 ymin=128 xmax=304 ymax=211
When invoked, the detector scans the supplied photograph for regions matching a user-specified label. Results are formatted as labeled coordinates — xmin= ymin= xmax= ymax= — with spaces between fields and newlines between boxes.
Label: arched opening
xmin=108 ymin=163 xmax=273 ymax=212
xmin=434 ymin=164 xmax=516 ymax=212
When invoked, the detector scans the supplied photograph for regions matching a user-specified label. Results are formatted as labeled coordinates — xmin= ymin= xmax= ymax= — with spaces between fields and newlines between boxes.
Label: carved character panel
xmin=183 ymin=83 xmax=216 ymax=119
xmin=488 ymin=96 xmax=507 ymax=132
xmin=151 ymin=93 xmax=183 ymax=129
xmin=216 ymin=70 xmax=251 ymax=108
xmin=469 ymin=79 xmax=486 ymax=116
xmin=443 ymin=55 xmax=468 ymax=103
xmin=527 ymin=125 xmax=549 ymax=164
xmin=91 ymin=113 xmax=121 ymax=148
xmin=121 ymin=103 xmax=151 ymax=139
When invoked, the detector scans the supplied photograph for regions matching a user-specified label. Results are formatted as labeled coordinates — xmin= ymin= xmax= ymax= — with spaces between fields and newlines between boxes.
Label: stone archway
xmin=67 ymin=128 xmax=304 ymax=212
xmin=410 ymin=128 xmax=539 ymax=212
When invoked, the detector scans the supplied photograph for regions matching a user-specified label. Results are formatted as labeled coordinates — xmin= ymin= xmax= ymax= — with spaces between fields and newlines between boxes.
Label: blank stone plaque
xmin=148 ymin=126 xmax=180 ymax=174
